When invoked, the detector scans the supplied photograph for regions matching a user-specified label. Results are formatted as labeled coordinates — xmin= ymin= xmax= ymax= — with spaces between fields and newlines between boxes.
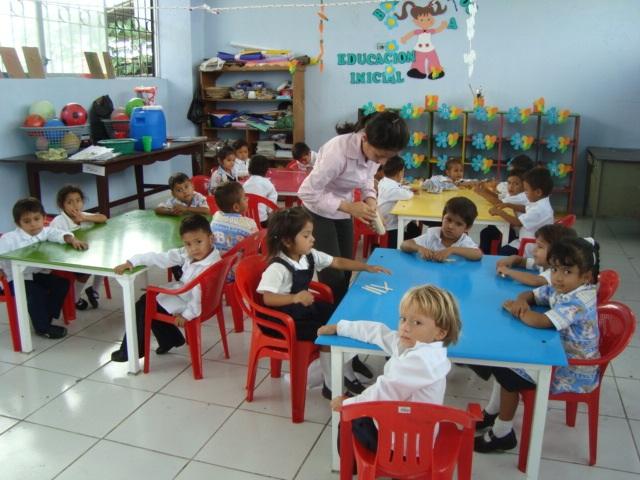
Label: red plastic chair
xmin=339 ymin=401 xmax=482 ymax=480
xmin=515 ymin=215 xmax=579 ymax=257
xmin=235 ymin=254 xmax=334 ymax=423
xmin=191 ymin=175 xmax=210 ymax=195
xmin=54 ymin=272 xmax=112 ymax=324
xmin=285 ymin=160 xmax=300 ymax=170
xmin=206 ymin=195 xmax=219 ymax=215
xmin=597 ymin=270 xmax=619 ymax=304
xmin=143 ymin=253 xmax=237 ymax=380
xmin=517 ymin=302 xmax=636 ymax=471
xmin=0 ymin=277 xmax=21 ymax=352
xmin=352 ymin=190 xmax=387 ymax=258
xmin=222 ymin=229 xmax=268 ymax=333
xmin=245 ymin=193 xmax=279 ymax=226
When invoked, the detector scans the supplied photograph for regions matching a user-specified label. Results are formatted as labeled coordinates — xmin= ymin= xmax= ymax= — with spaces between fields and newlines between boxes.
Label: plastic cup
xmin=142 ymin=135 xmax=152 ymax=152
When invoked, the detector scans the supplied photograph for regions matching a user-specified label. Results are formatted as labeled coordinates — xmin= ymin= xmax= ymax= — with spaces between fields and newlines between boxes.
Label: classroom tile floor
xmin=0 ymin=216 xmax=639 ymax=480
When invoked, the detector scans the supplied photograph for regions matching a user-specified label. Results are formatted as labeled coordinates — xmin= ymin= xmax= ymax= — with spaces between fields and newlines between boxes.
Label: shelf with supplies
xmin=199 ymin=65 xmax=305 ymax=172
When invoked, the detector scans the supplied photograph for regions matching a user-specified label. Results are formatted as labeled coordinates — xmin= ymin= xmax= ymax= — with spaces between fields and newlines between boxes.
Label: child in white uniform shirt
xmin=242 ymin=155 xmax=278 ymax=227
xmin=319 ymin=284 xmax=461 ymax=453
xmin=422 ymin=157 xmax=469 ymax=193
xmin=232 ymin=139 xmax=250 ymax=179
xmin=257 ymin=207 xmax=390 ymax=397
xmin=401 ymin=196 xmax=483 ymax=262
xmin=110 ymin=215 xmax=221 ymax=362
xmin=155 ymin=172 xmax=210 ymax=217
xmin=0 ymin=198 xmax=87 ymax=338
xmin=50 ymin=185 xmax=108 ymax=310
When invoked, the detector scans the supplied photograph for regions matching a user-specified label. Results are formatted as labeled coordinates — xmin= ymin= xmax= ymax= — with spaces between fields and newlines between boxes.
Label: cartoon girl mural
xmin=395 ymin=1 xmax=448 ymax=79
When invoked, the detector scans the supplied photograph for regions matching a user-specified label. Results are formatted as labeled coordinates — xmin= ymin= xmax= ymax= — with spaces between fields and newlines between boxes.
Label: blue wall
xmin=203 ymin=0 xmax=640 ymax=208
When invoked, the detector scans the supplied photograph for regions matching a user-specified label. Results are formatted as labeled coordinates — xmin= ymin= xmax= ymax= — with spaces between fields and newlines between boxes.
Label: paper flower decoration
xmin=558 ymin=109 xmax=571 ymax=123
xmin=486 ymin=107 xmax=499 ymax=121
xmin=520 ymin=108 xmax=532 ymax=124
xmin=470 ymin=155 xmax=485 ymax=172
xmin=426 ymin=95 xmax=439 ymax=111
xmin=472 ymin=132 xmax=486 ymax=150
xmin=546 ymin=135 xmax=560 ymax=152
xmin=385 ymin=40 xmax=399 ymax=53
xmin=412 ymin=153 xmax=425 ymax=167
xmin=380 ymin=1 xmax=398 ymax=12
xmin=412 ymin=105 xmax=425 ymax=118
xmin=436 ymin=154 xmax=448 ymax=171
xmin=409 ymin=131 xmax=426 ymax=147
xmin=473 ymin=106 xmax=489 ymax=121
xmin=401 ymin=152 xmax=413 ymax=169
xmin=548 ymin=160 xmax=573 ymax=178
xmin=400 ymin=103 xmax=414 ymax=119
xmin=484 ymin=135 xmax=497 ymax=150
xmin=429 ymin=65 xmax=443 ymax=78
xmin=447 ymin=132 xmax=459 ymax=147
xmin=506 ymin=107 xmax=521 ymax=124
xmin=435 ymin=131 xmax=449 ymax=148
xmin=385 ymin=16 xmax=398 ymax=29
xmin=362 ymin=102 xmax=376 ymax=116
xmin=533 ymin=97 xmax=545 ymax=114
xmin=521 ymin=135 xmax=535 ymax=150
xmin=375 ymin=103 xmax=386 ymax=112
xmin=558 ymin=163 xmax=573 ymax=177
xmin=438 ymin=104 xmax=451 ymax=120
xmin=482 ymin=158 xmax=494 ymax=173
xmin=510 ymin=133 xmax=523 ymax=150
xmin=546 ymin=107 xmax=559 ymax=125
xmin=557 ymin=136 xmax=571 ymax=153
xmin=449 ymin=106 xmax=463 ymax=120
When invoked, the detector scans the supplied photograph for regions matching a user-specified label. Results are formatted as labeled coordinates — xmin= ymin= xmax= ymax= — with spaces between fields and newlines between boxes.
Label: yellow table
xmin=390 ymin=188 xmax=511 ymax=247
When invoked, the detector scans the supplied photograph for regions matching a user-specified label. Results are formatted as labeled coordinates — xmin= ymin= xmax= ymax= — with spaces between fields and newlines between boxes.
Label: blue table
xmin=317 ymin=249 xmax=567 ymax=479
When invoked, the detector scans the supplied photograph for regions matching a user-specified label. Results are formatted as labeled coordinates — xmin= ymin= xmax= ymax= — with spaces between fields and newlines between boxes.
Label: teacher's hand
xmin=345 ymin=201 xmax=377 ymax=223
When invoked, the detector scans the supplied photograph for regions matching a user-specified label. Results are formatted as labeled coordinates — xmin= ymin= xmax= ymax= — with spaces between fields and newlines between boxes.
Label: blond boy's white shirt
xmin=377 ymin=177 xmax=413 ymax=230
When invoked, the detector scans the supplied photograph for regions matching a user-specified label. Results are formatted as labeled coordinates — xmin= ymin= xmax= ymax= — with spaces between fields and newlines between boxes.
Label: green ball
xmin=125 ymin=98 xmax=145 ymax=117
xmin=29 ymin=100 xmax=56 ymax=121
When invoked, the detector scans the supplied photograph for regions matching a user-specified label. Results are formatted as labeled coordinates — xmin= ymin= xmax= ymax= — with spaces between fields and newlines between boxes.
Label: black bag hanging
xmin=187 ymin=87 xmax=206 ymax=126
xmin=89 ymin=95 xmax=114 ymax=143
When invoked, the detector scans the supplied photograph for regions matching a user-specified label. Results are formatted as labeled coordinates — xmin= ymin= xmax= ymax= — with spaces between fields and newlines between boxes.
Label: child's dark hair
xmin=336 ymin=111 xmax=409 ymax=151
xmin=248 ymin=155 xmax=269 ymax=176
xmin=179 ymin=214 xmax=212 ymax=236
xmin=292 ymin=142 xmax=310 ymax=160
xmin=56 ymin=185 xmax=85 ymax=209
xmin=266 ymin=206 xmax=312 ymax=258
xmin=508 ymin=154 xmax=534 ymax=173
xmin=217 ymin=145 xmax=235 ymax=163
xmin=523 ymin=167 xmax=554 ymax=197
xmin=395 ymin=1 xmax=447 ymax=20
xmin=535 ymin=224 xmax=577 ymax=246
xmin=442 ymin=196 xmax=478 ymax=227
xmin=214 ymin=181 xmax=244 ymax=213
xmin=547 ymin=237 xmax=600 ymax=283
xmin=507 ymin=168 xmax=526 ymax=181
xmin=13 ymin=197 xmax=45 ymax=223
xmin=168 ymin=172 xmax=190 ymax=191
xmin=382 ymin=155 xmax=405 ymax=177
xmin=445 ymin=157 xmax=462 ymax=171
xmin=232 ymin=139 xmax=249 ymax=151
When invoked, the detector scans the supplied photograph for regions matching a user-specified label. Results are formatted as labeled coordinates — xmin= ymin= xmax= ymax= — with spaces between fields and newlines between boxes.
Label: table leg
xmin=26 ymin=164 xmax=42 ymax=202
xmin=526 ymin=366 xmax=552 ymax=480
xmin=331 ymin=349 xmax=344 ymax=471
xmin=10 ymin=263 xmax=33 ymax=353
xmin=590 ymin=160 xmax=602 ymax=238
xmin=115 ymin=275 xmax=141 ymax=374
xmin=396 ymin=217 xmax=406 ymax=249
xmin=134 ymin=164 xmax=145 ymax=210
xmin=96 ymin=175 xmax=110 ymax=217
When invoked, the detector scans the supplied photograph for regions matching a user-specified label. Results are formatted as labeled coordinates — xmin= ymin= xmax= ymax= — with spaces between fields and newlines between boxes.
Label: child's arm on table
xmin=432 ymin=246 xmax=482 ymax=262
xmin=330 ymin=257 xmax=391 ymax=275
xmin=489 ymin=205 xmax=522 ymax=227
xmin=78 ymin=212 xmax=107 ymax=224
xmin=113 ymin=249 xmax=184 ymax=274
xmin=400 ymin=238 xmax=435 ymax=261
xmin=63 ymin=234 xmax=88 ymax=250
xmin=474 ymin=184 xmax=500 ymax=204
xmin=154 ymin=205 xmax=179 ymax=216
xmin=496 ymin=202 xmax=526 ymax=214
xmin=171 ymin=203 xmax=211 ymax=215
xmin=496 ymin=265 xmax=548 ymax=286
xmin=503 ymin=290 xmax=552 ymax=327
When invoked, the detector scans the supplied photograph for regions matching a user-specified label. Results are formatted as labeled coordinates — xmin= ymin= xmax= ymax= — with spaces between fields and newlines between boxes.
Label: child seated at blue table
xmin=471 ymin=237 xmax=599 ymax=453
xmin=0 ymin=198 xmax=87 ymax=339
xmin=318 ymin=284 xmax=462 ymax=453
xmin=257 ymin=207 xmax=390 ymax=398
xmin=110 ymin=214 xmax=220 ymax=362
xmin=496 ymin=224 xmax=577 ymax=287
xmin=155 ymin=172 xmax=210 ymax=217
xmin=400 ymin=196 xmax=483 ymax=262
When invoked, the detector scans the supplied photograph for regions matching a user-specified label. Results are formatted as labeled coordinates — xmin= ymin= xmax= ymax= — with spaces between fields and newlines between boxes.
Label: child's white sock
xmin=490 ymin=418 xmax=513 ymax=438
xmin=74 ymin=280 xmax=87 ymax=301
xmin=320 ymin=351 xmax=331 ymax=386
xmin=485 ymin=380 xmax=501 ymax=415
xmin=306 ymin=358 xmax=323 ymax=389
xmin=91 ymin=275 xmax=102 ymax=291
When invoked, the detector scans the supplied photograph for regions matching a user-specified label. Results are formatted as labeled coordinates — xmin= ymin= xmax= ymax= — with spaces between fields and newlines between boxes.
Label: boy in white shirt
xmin=319 ymin=284 xmax=461 ymax=453
xmin=110 ymin=214 xmax=221 ymax=362
xmin=232 ymin=139 xmax=250 ymax=179
xmin=401 ymin=196 xmax=483 ymax=262
xmin=290 ymin=142 xmax=316 ymax=171
xmin=0 ymin=198 xmax=87 ymax=338
xmin=422 ymin=157 xmax=467 ymax=193
xmin=155 ymin=172 xmax=210 ymax=217
xmin=242 ymin=155 xmax=278 ymax=227
xmin=489 ymin=167 xmax=554 ymax=256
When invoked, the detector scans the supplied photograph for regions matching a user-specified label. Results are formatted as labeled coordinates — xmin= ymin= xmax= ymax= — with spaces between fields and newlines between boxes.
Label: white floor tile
xmin=107 ymin=393 xmax=233 ymax=458
xmin=56 ymin=440 xmax=186 ymax=480
xmin=0 ymin=360 xmax=15 ymax=376
xmin=24 ymin=336 xmax=117 ymax=377
xmin=171 ymin=322 xmax=223 ymax=358
xmin=0 ymin=422 xmax=96 ymax=480
xmin=161 ymin=359 xmax=264 ymax=407
xmin=0 ymin=329 xmax=65 ymax=365
xmin=26 ymin=379 xmax=152 ymax=437
xmin=295 ymin=426 xmax=339 ymax=480
xmin=89 ymin=352 xmax=191 ymax=392
xmin=176 ymin=461 xmax=274 ymax=480
xmin=74 ymin=310 xmax=126 ymax=343
xmin=0 ymin=365 xmax=77 ymax=418
xmin=444 ymin=365 xmax=492 ymax=399
xmin=63 ymin=308 xmax=110 ymax=335
xmin=611 ymin=346 xmax=640 ymax=379
xmin=204 ymin=330 xmax=291 ymax=372
xmin=0 ymin=415 xmax=18 ymax=434
xmin=629 ymin=420 xmax=640 ymax=456
xmin=196 ymin=409 xmax=323 ymax=480
xmin=617 ymin=378 xmax=640 ymax=420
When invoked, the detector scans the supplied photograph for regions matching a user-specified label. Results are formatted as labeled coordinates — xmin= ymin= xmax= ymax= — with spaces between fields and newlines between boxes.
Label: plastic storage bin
xmin=129 ymin=106 xmax=167 ymax=151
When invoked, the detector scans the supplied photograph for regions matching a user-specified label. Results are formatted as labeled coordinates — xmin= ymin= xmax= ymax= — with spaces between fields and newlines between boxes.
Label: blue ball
xmin=44 ymin=118 xmax=66 ymax=145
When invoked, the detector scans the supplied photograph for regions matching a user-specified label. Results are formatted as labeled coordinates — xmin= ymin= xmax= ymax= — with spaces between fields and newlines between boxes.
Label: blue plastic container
xmin=129 ymin=106 xmax=167 ymax=151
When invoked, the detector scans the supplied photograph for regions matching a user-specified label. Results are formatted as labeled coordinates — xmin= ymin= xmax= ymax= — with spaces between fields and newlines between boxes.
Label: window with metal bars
xmin=0 ymin=0 xmax=155 ymax=77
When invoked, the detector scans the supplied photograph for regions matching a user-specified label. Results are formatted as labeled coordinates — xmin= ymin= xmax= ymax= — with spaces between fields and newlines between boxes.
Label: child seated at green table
xmin=400 ymin=196 xmax=483 ymax=262
xmin=319 ymin=284 xmax=461 ymax=453
xmin=208 ymin=146 xmax=237 ymax=194
xmin=495 ymin=224 xmax=577 ymax=287
xmin=210 ymin=182 xmax=258 ymax=260
xmin=110 ymin=214 xmax=220 ymax=362
xmin=471 ymin=237 xmax=599 ymax=453
xmin=155 ymin=172 xmax=210 ymax=217
xmin=50 ymin=185 xmax=108 ymax=310
xmin=0 ymin=197 xmax=87 ymax=339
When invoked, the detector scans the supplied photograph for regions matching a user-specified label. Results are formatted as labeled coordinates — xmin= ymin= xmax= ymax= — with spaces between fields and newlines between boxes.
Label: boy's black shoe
xmin=344 ymin=377 xmax=366 ymax=395
xmin=75 ymin=298 xmax=89 ymax=311
xmin=351 ymin=355 xmax=373 ymax=379
xmin=36 ymin=325 xmax=67 ymax=339
xmin=155 ymin=337 xmax=186 ymax=355
xmin=110 ymin=348 xmax=145 ymax=362
xmin=475 ymin=410 xmax=499 ymax=431
xmin=85 ymin=286 xmax=99 ymax=309
xmin=474 ymin=429 xmax=517 ymax=453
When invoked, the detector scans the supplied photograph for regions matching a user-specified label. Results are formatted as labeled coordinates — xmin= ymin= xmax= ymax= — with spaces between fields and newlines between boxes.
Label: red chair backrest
xmin=341 ymin=401 xmax=478 ymax=477
xmin=235 ymin=254 xmax=269 ymax=314
xmin=597 ymin=270 xmax=619 ymax=304
xmin=597 ymin=302 xmax=636 ymax=371
xmin=194 ymin=254 xmax=236 ymax=320
xmin=286 ymin=160 xmax=299 ymax=170
xmin=245 ymin=193 xmax=279 ymax=225
xmin=224 ymin=229 xmax=268 ymax=259
xmin=206 ymin=195 xmax=219 ymax=214
xmin=555 ymin=214 xmax=576 ymax=228
xmin=191 ymin=175 xmax=210 ymax=195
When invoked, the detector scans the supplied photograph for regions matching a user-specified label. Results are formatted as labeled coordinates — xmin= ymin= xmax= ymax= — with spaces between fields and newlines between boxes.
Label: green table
xmin=0 ymin=210 xmax=183 ymax=374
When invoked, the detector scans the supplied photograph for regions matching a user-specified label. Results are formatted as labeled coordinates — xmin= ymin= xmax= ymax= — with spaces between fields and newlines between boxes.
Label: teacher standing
xmin=297 ymin=111 xmax=409 ymax=302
